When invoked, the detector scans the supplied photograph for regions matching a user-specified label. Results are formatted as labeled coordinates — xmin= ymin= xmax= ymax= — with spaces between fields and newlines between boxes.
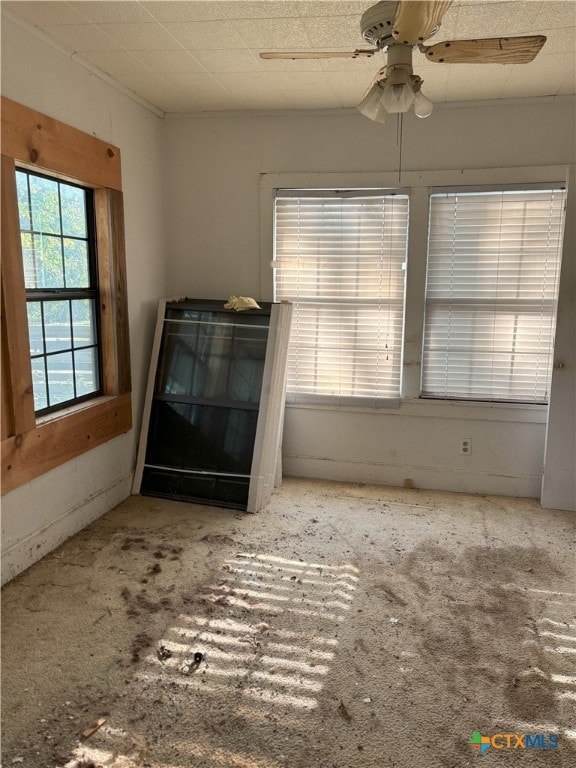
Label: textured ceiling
xmin=3 ymin=0 xmax=575 ymax=114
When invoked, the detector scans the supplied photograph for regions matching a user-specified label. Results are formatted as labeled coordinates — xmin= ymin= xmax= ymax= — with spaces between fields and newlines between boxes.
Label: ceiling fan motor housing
xmin=360 ymin=1 xmax=398 ymax=47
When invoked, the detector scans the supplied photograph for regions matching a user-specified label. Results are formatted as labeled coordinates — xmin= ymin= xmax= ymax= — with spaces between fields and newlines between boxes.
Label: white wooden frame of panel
xmin=248 ymin=301 xmax=293 ymax=512
xmin=132 ymin=299 xmax=292 ymax=513
xmin=132 ymin=298 xmax=167 ymax=495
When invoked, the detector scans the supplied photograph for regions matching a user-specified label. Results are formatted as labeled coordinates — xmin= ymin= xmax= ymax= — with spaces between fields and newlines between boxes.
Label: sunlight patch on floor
xmin=184 ymin=739 xmax=289 ymax=767
xmin=67 ymin=735 xmax=286 ymax=768
xmin=145 ymin=550 xmax=358 ymax=713
xmin=556 ymin=691 xmax=576 ymax=701
xmin=540 ymin=630 xmax=576 ymax=643
xmin=545 ymin=645 xmax=576 ymax=654
xmin=64 ymin=550 xmax=358 ymax=766
xmin=538 ymin=618 xmax=576 ymax=630
xmin=550 ymin=674 xmax=576 ymax=685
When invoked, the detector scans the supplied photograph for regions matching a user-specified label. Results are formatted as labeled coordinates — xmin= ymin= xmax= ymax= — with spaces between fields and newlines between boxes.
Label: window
xmin=421 ymin=188 xmax=566 ymax=403
xmin=17 ymin=169 xmax=101 ymax=414
xmin=273 ymin=190 xmax=409 ymax=405
xmin=1 ymin=97 xmax=132 ymax=493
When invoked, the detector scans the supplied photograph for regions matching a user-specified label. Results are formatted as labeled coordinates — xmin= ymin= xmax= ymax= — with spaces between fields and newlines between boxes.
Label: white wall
xmin=1 ymin=16 xmax=167 ymax=583
xmin=163 ymin=99 xmax=575 ymax=504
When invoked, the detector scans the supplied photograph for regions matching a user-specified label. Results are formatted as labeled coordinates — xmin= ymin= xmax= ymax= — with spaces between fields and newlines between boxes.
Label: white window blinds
xmin=273 ymin=191 xmax=409 ymax=404
xmin=422 ymin=188 xmax=566 ymax=403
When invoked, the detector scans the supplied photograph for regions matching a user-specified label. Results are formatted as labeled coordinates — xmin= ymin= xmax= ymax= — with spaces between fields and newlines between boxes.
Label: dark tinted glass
xmin=146 ymin=401 xmax=258 ymax=475
xmin=158 ymin=316 xmax=268 ymax=402
xmin=141 ymin=467 xmax=250 ymax=508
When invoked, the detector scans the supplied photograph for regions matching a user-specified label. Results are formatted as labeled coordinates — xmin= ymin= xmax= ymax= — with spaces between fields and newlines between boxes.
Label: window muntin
xmin=16 ymin=169 xmax=101 ymax=415
xmin=421 ymin=188 xmax=566 ymax=403
xmin=273 ymin=191 xmax=409 ymax=404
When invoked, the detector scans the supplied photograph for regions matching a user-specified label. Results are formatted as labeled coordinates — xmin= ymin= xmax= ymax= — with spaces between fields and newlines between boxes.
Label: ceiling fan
xmin=260 ymin=1 xmax=546 ymax=123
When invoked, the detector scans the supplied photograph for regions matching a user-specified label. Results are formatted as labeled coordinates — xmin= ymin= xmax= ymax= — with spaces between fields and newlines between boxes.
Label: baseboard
xmin=283 ymin=456 xmax=542 ymax=499
xmin=1 ymin=472 xmax=132 ymax=585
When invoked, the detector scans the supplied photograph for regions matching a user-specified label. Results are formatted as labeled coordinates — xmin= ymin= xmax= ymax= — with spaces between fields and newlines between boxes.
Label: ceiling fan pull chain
xmin=397 ymin=113 xmax=404 ymax=184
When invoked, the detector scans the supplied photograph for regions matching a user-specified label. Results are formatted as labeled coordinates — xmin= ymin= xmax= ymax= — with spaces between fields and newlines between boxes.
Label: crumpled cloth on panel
xmin=224 ymin=295 xmax=261 ymax=312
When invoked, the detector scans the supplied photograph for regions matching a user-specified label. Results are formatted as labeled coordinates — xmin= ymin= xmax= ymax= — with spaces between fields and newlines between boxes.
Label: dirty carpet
xmin=2 ymin=478 xmax=575 ymax=768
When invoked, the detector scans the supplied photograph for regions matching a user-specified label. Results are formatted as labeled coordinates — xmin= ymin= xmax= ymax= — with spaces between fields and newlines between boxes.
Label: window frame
xmin=420 ymin=182 xmax=567 ymax=405
xmin=18 ymin=167 xmax=104 ymax=415
xmin=260 ymin=168 xmax=568 ymax=416
xmin=1 ymin=97 xmax=132 ymax=494
xmin=272 ymin=187 xmax=410 ymax=407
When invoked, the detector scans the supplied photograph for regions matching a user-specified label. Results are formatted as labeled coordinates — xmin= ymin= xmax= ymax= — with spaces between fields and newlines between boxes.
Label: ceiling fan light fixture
xmin=413 ymin=89 xmax=434 ymax=118
xmin=356 ymin=81 xmax=388 ymax=123
xmin=382 ymin=80 xmax=416 ymax=113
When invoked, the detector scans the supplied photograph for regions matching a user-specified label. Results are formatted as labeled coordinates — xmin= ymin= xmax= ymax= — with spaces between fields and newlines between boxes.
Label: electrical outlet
xmin=460 ymin=438 xmax=472 ymax=455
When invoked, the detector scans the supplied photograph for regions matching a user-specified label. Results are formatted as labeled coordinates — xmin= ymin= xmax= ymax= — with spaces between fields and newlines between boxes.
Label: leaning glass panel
xmin=140 ymin=467 xmax=250 ymax=508
xmin=158 ymin=320 xmax=267 ymax=401
xmin=145 ymin=401 xmax=258 ymax=475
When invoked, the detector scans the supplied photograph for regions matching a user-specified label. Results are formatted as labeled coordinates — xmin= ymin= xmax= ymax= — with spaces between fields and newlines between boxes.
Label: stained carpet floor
xmin=2 ymin=478 xmax=575 ymax=768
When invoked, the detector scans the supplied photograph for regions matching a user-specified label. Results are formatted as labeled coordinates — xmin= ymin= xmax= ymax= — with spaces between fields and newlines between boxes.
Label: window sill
xmin=1 ymin=392 xmax=132 ymax=495
xmin=35 ymin=394 xmax=116 ymax=426
xmin=406 ymin=397 xmax=548 ymax=423
xmin=285 ymin=396 xmax=400 ymax=411
xmin=285 ymin=396 xmax=547 ymax=424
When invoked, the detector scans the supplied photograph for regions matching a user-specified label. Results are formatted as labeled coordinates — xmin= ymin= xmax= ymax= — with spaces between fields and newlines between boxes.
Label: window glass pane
xmin=31 ymin=358 xmax=48 ymax=411
xmin=74 ymin=347 xmax=99 ymax=397
xmin=43 ymin=301 xmax=71 ymax=353
xmin=72 ymin=299 xmax=97 ymax=347
xmin=60 ymin=183 xmax=87 ymax=238
xmin=29 ymin=175 xmax=61 ymax=235
xmin=63 ymin=238 xmax=90 ymax=287
xmin=158 ymin=321 xmax=267 ymax=402
xmin=32 ymin=234 xmax=64 ymax=288
xmin=141 ymin=467 xmax=249 ymax=508
xmin=274 ymin=192 xmax=409 ymax=401
xmin=18 ymin=169 xmax=102 ymax=415
xmin=27 ymin=302 xmax=44 ymax=355
xmin=16 ymin=171 xmax=31 ymax=231
xmin=46 ymin=352 xmax=75 ymax=406
xmin=421 ymin=188 xmax=566 ymax=403
xmin=288 ymin=303 xmax=403 ymax=399
xmin=21 ymin=233 xmax=37 ymax=288
xmin=146 ymin=401 xmax=258 ymax=474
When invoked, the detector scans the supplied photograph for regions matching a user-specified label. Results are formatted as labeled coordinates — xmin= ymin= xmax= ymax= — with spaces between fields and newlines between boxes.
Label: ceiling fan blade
xmin=392 ymin=1 xmax=453 ymax=45
xmin=260 ymin=49 xmax=378 ymax=60
xmin=422 ymin=35 xmax=547 ymax=64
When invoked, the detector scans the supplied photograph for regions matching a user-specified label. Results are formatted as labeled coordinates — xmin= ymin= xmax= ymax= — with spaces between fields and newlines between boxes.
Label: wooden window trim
xmin=1 ymin=97 xmax=131 ymax=494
